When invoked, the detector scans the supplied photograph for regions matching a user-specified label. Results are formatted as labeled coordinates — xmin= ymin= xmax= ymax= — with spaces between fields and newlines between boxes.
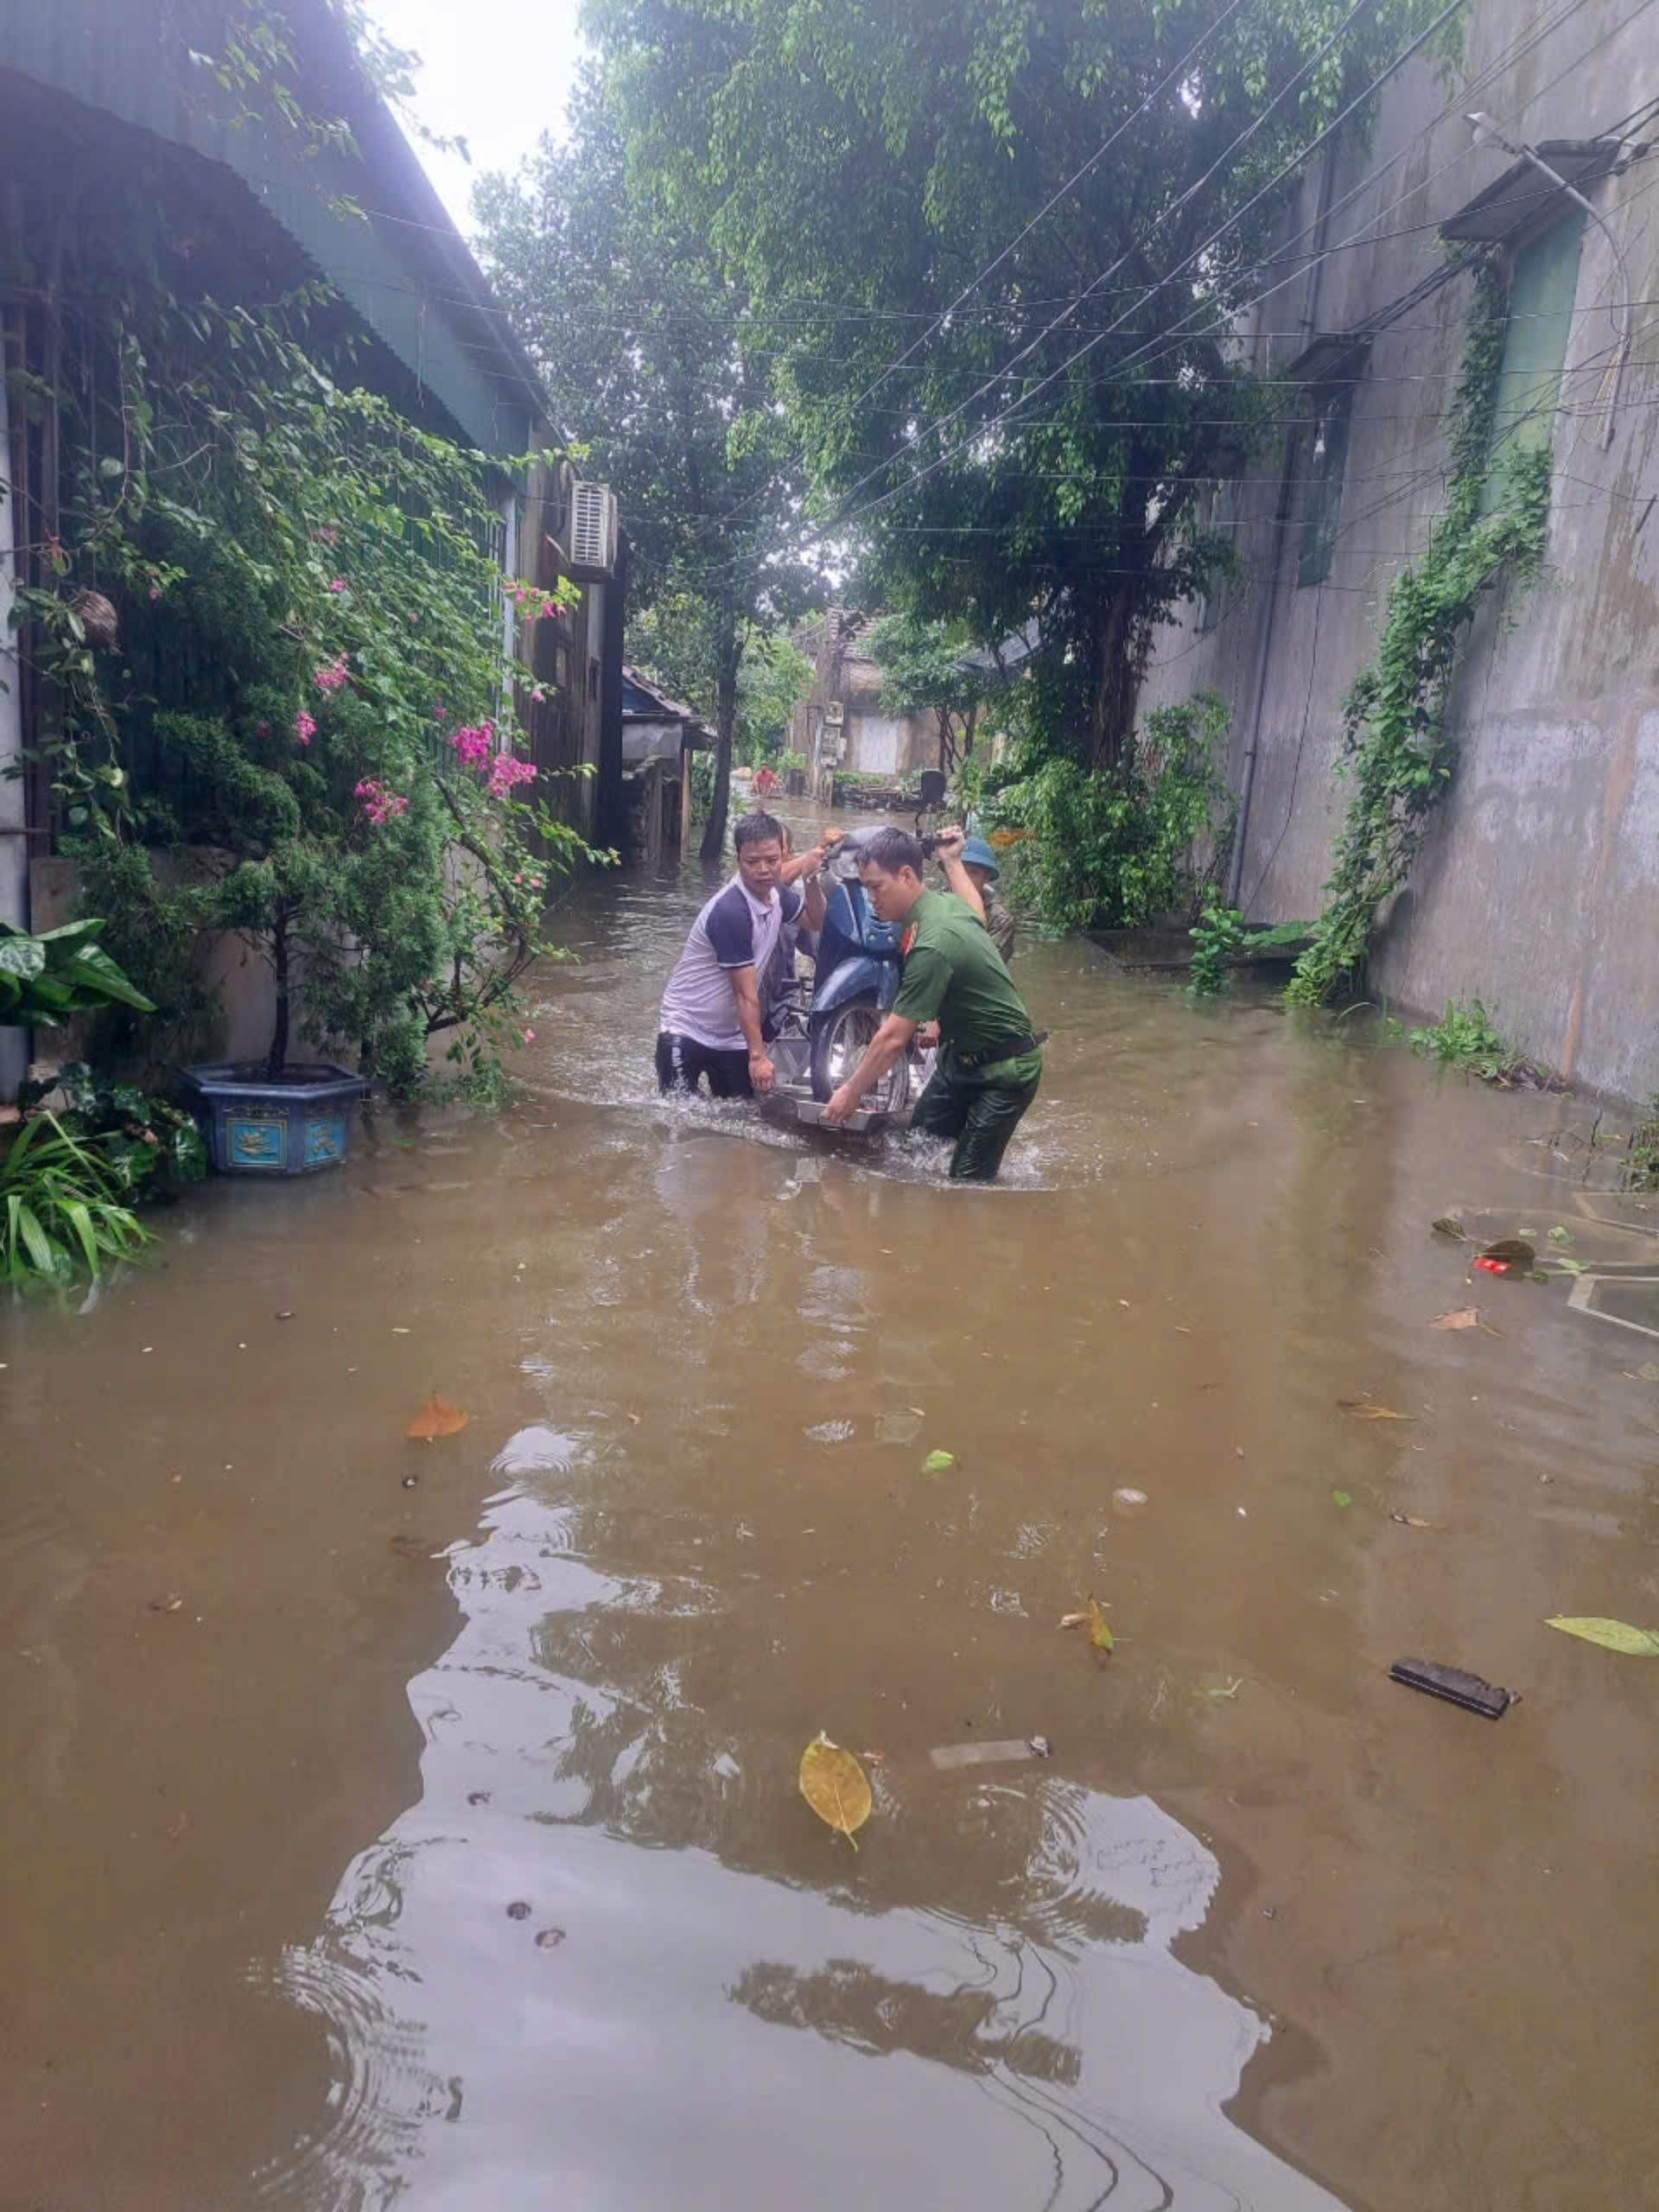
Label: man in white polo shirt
xmin=656 ymin=811 xmax=838 ymax=1097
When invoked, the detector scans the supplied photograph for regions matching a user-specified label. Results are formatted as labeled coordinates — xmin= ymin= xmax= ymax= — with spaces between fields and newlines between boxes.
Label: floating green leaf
xmin=1084 ymin=1597 xmax=1114 ymax=1653
xmin=1430 ymin=1217 xmax=1467 ymax=1240
xmin=1331 ymin=1489 xmax=1352 ymax=1508
xmin=1548 ymin=1226 xmax=1573 ymax=1244
xmin=1546 ymin=1617 xmax=1659 ymax=1657
xmin=921 ymin=1449 xmax=955 ymax=1474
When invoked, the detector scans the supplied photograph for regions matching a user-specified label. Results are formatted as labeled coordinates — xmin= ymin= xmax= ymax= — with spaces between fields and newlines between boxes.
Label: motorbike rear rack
xmin=765 ymin=1033 xmax=918 ymax=1135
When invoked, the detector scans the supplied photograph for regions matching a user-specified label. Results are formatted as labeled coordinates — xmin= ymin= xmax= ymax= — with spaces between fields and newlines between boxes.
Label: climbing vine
xmin=16 ymin=279 xmax=596 ymax=1095
xmin=1287 ymin=258 xmax=1553 ymax=1006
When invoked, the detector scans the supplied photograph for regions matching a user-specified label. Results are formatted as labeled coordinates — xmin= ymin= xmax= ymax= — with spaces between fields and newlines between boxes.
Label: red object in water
xmin=1472 ymin=1255 xmax=1510 ymax=1274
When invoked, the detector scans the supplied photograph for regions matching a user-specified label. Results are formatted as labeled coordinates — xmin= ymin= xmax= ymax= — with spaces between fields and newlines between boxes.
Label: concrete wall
xmin=1141 ymin=0 xmax=1659 ymax=1102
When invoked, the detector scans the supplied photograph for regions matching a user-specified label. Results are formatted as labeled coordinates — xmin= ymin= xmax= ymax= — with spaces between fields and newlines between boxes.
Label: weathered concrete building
xmin=791 ymin=610 xmax=937 ymax=798
xmin=1142 ymin=0 xmax=1659 ymax=1101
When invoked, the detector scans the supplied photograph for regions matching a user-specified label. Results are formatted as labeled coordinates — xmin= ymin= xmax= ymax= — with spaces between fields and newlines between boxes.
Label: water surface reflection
xmin=266 ymin=1465 xmax=1343 ymax=2211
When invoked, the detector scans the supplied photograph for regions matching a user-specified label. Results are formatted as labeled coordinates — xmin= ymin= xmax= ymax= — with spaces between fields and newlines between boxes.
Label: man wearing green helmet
xmin=949 ymin=835 xmax=1015 ymax=962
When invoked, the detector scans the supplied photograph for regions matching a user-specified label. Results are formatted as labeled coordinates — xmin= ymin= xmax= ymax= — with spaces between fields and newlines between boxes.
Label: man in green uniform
xmin=822 ymin=826 xmax=1042 ymax=1181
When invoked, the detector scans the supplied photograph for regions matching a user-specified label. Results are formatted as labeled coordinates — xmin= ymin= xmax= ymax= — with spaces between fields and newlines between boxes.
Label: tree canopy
xmin=581 ymin=0 xmax=1460 ymax=770
xmin=474 ymin=74 xmax=820 ymax=855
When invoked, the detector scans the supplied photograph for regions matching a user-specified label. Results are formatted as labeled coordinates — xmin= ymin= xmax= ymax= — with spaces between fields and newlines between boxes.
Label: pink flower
xmin=449 ymin=723 xmax=492 ymax=766
xmin=353 ymin=778 xmax=408 ymax=826
xmin=486 ymin=753 xmax=537 ymax=799
xmin=539 ymin=599 xmax=557 ymax=621
xmin=531 ymin=687 xmax=546 ymax=704
xmin=295 ymin=709 xmax=316 ymax=746
xmin=149 ymin=586 xmax=161 ymax=601
xmin=314 ymin=654 xmax=350 ymax=696
xmin=327 ymin=577 xmax=346 ymax=594
xmin=522 ymin=1027 xmax=535 ymax=1044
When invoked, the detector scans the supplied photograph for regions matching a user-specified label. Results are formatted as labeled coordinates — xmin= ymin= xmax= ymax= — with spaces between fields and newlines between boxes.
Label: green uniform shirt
xmin=892 ymin=887 xmax=1034 ymax=1059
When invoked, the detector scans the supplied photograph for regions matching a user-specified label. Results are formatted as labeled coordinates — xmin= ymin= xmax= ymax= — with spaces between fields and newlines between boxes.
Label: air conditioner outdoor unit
xmin=563 ymin=480 xmax=618 ymax=580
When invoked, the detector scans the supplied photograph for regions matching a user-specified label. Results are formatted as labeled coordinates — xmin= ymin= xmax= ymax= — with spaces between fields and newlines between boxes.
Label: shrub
xmin=999 ymin=693 xmax=1234 ymax=933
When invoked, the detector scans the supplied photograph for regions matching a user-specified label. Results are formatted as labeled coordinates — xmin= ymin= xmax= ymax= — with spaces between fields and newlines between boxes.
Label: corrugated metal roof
xmin=0 ymin=0 xmax=553 ymax=456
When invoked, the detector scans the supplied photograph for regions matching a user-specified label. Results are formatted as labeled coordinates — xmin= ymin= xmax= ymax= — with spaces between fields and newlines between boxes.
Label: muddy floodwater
xmin=4 ymin=806 xmax=1659 ymax=2211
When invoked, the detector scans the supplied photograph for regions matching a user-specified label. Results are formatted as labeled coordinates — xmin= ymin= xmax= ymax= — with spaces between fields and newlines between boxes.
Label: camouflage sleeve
xmin=988 ymin=899 xmax=1015 ymax=961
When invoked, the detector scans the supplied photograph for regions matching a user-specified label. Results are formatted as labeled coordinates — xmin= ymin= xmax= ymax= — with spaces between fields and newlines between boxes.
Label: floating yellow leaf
xmin=405 ymin=1392 xmax=468 ymax=1440
xmin=1084 ymin=1597 xmax=1114 ymax=1653
xmin=798 ymin=1732 xmax=871 ymax=1847
xmin=1546 ymin=1616 xmax=1659 ymax=1656
xmin=1338 ymin=1399 xmax=1412 ymax=1421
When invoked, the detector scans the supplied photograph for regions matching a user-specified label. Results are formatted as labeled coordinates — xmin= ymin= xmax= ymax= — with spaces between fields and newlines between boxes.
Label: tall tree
xmin=582 ymin=0 xmax=1458 ymax=772
xmin=864 ymin=613 xmax=1003 ymax=774
xmin=474 ymin=78 xmax=818 ymax=858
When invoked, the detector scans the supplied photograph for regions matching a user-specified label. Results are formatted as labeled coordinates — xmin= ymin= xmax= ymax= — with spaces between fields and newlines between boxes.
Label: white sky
xmin=372 ymin=0 xmax=587 ymax=232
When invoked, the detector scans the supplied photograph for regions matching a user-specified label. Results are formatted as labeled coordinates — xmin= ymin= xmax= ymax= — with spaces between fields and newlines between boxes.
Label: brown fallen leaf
xmin=799 ymin=1732 xmax=872 ymax=1848
xmin=1338 ymin=1399 xmax=1414 ymax=1421
xmin=1430 ymin=1306 xmax=1480 ymax=1330
xmin=405 ymin=1392 xmax=468 ymax=1441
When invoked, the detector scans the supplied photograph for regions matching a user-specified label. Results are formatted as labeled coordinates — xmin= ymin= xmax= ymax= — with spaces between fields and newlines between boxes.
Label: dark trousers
xmin=656 ymin=1031 xmax=753 ymax=1097
xmin=911 ymin=1051 xmax=1041 ymax=1180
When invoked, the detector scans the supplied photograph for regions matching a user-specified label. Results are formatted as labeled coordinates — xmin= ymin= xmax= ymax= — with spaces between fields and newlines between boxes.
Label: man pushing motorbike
xmin=657 ymin=810 xmax=839 ymax=1097
xmin=821 ymin=826 xmax=1043 ymax=1181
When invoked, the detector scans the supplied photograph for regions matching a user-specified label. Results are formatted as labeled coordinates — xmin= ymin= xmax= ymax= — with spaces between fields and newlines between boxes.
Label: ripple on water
xmin=251 ymin=1929 xmax=446 ymax=2211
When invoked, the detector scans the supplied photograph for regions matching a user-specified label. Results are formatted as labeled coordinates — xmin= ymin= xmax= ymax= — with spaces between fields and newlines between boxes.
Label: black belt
xmin=952 ymin=1031 xmax=1046 ymax=1070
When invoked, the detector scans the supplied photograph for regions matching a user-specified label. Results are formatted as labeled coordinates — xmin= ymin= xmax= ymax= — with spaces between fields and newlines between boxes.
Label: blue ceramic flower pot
xmin=176 ymin=1062 xmax=368 ymax=1176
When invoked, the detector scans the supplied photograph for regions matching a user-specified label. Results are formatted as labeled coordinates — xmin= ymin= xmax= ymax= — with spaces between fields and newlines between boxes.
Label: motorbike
xmin=768 ymin=812 xmax=940 ymax=1121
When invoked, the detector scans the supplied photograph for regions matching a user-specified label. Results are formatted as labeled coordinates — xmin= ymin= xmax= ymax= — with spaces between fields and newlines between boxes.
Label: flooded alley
xmin=4 ymin=817 xmax=1658 ymax=2212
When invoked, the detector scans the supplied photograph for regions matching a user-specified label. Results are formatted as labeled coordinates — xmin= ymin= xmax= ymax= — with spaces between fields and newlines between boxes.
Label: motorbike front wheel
xmin=809 ymin=996 xmax=911 ymax=1113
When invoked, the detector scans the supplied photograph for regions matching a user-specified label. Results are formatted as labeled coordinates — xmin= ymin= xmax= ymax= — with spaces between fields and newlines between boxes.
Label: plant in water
xmin=1288 ymin=259 xmax=1552 ymax=1006
xmin=1001 ymin=692 xmax=1235 ymax=934
xmin=1408 ymin=998 xmax=1541 ymax=1084
xmin=1188 ymin=902 xmax=1244 ymax=998
xmin=1 ymin=1114 xmax=149 ymax=1285
xmin=16 ymin=1065 xmax=208 ymax=1199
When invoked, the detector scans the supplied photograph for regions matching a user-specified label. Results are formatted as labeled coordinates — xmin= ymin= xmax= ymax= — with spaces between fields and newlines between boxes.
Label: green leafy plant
xmin=17 ymin=286 xmax=606 ymax=1099
xmin=0 ymin=920 xmax=156 ymax=1029
xmin=1001 ymin=692 xmax=1234 ymax=934
xmin=1188 ymin=902 xmax=1245 ymax=998
xmin=776 ymin=750 xmax=807 ymax=774
xmin=1 ymin=1114 xmax=149 ymax=1285
xmin=1626 ymin=1096 xmax=1659 ymax=1192
xmin=1288 ymin=261 xmax=1552 ymax=1005
xmin=1407 ymin=998 xmax=1541 ymax=1084
xmin=17 ymin=1064 xmax=207 ymax=1198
